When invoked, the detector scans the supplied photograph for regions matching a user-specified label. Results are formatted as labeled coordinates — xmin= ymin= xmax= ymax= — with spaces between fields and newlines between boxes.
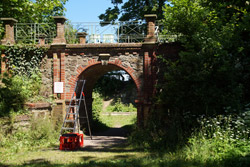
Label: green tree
xmin=0 ymin=0 xmax=68 ymax=38
xmin=0 ymin=0 xmax=67 ymax=23
xmin=99 ymin=0 xmax=167 ymax=22
xmin=131 ymin=0 xmax=250 ymax=149
xmin=158 ymin=0 xmax=250 ymax=115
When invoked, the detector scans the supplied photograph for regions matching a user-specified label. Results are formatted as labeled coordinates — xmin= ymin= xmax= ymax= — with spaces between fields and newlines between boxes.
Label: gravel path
xmin=83 ymin=127 xmax=128 ymax=150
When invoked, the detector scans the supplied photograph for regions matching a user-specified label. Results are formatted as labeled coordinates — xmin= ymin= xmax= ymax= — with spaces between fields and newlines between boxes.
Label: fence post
xmin=144 ymin=14 xmax=157 ymax=43
xmin=77 ymin=32 xmax=87 ymax=44
xmin=52 ymin=16 xmax=67 ymax=44
xmin=0 ymin=18 xmax=18 ymax=45
xmin=38 ymin=34 xmax=46 ymax=46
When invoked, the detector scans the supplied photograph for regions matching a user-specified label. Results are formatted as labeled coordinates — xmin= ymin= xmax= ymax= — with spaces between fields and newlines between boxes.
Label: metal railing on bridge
xmin=13 ymin=21 xmax=178 ymax=44
xmin=65 ymin=21 xmax=147 ymax=44
xmin=14 ymin=23 xmax=56 ymax=44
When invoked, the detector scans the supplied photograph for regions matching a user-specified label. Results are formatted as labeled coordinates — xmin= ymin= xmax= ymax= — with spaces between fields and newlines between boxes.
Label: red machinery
xmin=59 ymin=133 xmax=84 ymax=150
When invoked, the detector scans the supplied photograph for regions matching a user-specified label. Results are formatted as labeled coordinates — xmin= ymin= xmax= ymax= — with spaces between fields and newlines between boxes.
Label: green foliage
xmin=99 ymin=0 xmax=166 ymax=22
xmin=0 ymin=116 xmax=59 ymax=157
xmin=106 ymin=99 xmax=136 ymax=112
xmin=92 ymin=91 xmax=103 ymax=121
xmin=94 ymin=71 xmax=136 ymax=105
xmin=65 ymin=21 xmax=78 ymax=44
xmin=94 ymin=71 xmax=128 ymax=98
xmin=139 ymin=1 xmax=250 ymax=154
xmin=0 ymin=0 xmax=68 ymax=39
xmin=29 ymin=117 xmax=57 ymax=141
xmin=0 ymin=72 xmax=42 ymax=116
xmin=129 ymin=113 xmax=250 ymax=166
xmin=0 ymin=0 xmax=67 ymax=23
xmin=100 ymin=114 xmax=136 ymax=128
xmin=3 ymin=45 xmax=46 ymax=76
xmin=161 ymin=0 xmax=250 ymax=115
xmin=184 ymin=114 xmax=250 ymax=166
xmin=91 ymin=91 xmax=109 ymax=132
xmin=0 ymin=45 xmax=52 ymax=115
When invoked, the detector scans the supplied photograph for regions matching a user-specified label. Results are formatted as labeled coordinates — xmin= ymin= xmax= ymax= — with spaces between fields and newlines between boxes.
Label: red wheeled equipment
xmin=59 ymin=133 xmax=84 ymax=150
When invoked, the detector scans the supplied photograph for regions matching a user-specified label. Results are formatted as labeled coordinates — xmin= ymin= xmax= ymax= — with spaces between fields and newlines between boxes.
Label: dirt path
xmin=84 ymin=127 xmax=128 ymax=150
xmin=102 ymin=99 xmax=113 ymax=111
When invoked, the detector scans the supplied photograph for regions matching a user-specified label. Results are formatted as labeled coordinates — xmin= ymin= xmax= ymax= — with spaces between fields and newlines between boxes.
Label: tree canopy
xmin=0 ymin=0 xmax=67 ymax=23
xmin=159 ymin=0 xmax=250 ymax=115
xmin=0 ymin=0 xmax=68 ymax=40
xmin=99 ymin=0 xmax=167 ymax=22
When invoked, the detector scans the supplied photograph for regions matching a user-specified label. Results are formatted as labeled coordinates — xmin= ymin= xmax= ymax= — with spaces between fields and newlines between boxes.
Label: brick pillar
xmin=1 ymin=53 xmax=6 ymax=76
xmin=52 ymin=16 xmax=67 ymax=44
xmin=38 ymin=34 xmax=46 ymax=46
xmin=144 ymin=51 xmax=152 ymax=101
xmin=142 ymin=43 xmax=157 ymax=126
xmin=53 ymin=53 xmax=59 ymax=97
xmin=60 ymin=52 xmax=66 ymax=99
xmin=144 ymin=14 xmax=157 ymax=43
xmin=135 ymin=99 xmax=144 ymax=127
xmin=77 ymin=32 xmax=87 ymax=44
xmin=0 ymin=18 xmax=18 ymax=45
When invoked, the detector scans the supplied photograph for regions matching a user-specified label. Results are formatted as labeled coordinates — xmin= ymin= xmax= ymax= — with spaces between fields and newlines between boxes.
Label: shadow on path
xmin=83 ymin=127 xmax=132 ymax=152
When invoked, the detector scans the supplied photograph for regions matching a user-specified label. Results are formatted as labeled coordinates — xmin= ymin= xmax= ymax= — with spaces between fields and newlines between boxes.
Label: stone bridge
xmin=0 ymin=15 xmax=180 ymax=126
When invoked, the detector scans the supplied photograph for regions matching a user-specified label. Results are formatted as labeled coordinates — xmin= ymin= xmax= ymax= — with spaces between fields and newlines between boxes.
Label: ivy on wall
xmin=2 ymin=45 xmax=47 ymax=76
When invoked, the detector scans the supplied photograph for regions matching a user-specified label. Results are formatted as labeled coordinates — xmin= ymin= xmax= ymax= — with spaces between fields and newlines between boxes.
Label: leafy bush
xmin=0 ymin=72 xmax=42 ymax=116
xmin=92 ymin=91 xmax=103 ymax=121
xmin=106 ymin=98 xmax=136 ymax=112
xmin=0 ymin=45 xmax=50 ymax=116
xmin=91 ymin=91 xmax=110 ymax=131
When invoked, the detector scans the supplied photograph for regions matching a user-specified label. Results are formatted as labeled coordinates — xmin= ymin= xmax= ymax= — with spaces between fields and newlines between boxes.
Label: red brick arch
xmin=66 ymin=58 xmax=142 ymax=100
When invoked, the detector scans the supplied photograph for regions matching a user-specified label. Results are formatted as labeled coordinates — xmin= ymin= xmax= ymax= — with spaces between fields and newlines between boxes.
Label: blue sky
xmin=65 ymin=0 xmax=113 ymax=22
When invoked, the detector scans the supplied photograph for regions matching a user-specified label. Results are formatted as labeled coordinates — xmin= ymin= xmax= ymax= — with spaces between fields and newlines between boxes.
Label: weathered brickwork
xmin=0 ymin=14 xmax=181 ymax=126
xmin=40 ymin=55 xmax=53 ymax=96
xmin=64 ymin=50 xmax=143 ymax=98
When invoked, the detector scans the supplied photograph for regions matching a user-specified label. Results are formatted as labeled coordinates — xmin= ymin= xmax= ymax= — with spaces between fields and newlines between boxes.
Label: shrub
xmin=92 ymin=91 xmax=103 ymax=121
xmin=106 ymin=98 xmax=136 ymax=112
xmin=0 ymin=71 xmax=42 ymax=116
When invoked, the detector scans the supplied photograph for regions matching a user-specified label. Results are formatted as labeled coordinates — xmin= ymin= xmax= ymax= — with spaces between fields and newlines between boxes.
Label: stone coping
xmin=66 ymin=43 xmax=143 ymax=48
xmin=25 ymin=102 xmax=51 ymax=109
xmin=52 ymin=16 xmax=67 ymax=20
xmin=0 ymin=18 xmax=18 ymax=22
xmin=144 ymin=14 xmax=157 ymax=18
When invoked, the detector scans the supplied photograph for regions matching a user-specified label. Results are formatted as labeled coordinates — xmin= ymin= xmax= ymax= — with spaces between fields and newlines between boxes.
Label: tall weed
xmin=0 ymin=116 xmax=59 ymax=156
xmin=185 ymin=114 xmax=250 ymax=166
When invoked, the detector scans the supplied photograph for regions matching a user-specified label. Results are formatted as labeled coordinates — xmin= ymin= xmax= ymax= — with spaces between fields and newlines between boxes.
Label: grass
xmin=2 ymin=145 xmax=249 ymax=167
xmin=1 ymin=113 xmax=250 ymax=167
xmin=99 ymin=113 xmax=136 ymax=128
xmin=1 ymin=93 xmax=249 ymax=167
xmin=0 ymin=144 xmax=149 ymax=166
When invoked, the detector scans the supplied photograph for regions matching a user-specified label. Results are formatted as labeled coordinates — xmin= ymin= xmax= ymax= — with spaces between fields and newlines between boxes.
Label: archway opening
xmin=77 ymin=63 xmax=138 ymax=136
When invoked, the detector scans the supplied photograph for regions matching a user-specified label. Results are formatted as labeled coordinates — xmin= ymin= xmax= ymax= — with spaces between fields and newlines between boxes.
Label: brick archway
xmin=67 ymin=58 xmax=142 ymax=99
xmin=65 ymin=58 xmax=143 ymax=124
